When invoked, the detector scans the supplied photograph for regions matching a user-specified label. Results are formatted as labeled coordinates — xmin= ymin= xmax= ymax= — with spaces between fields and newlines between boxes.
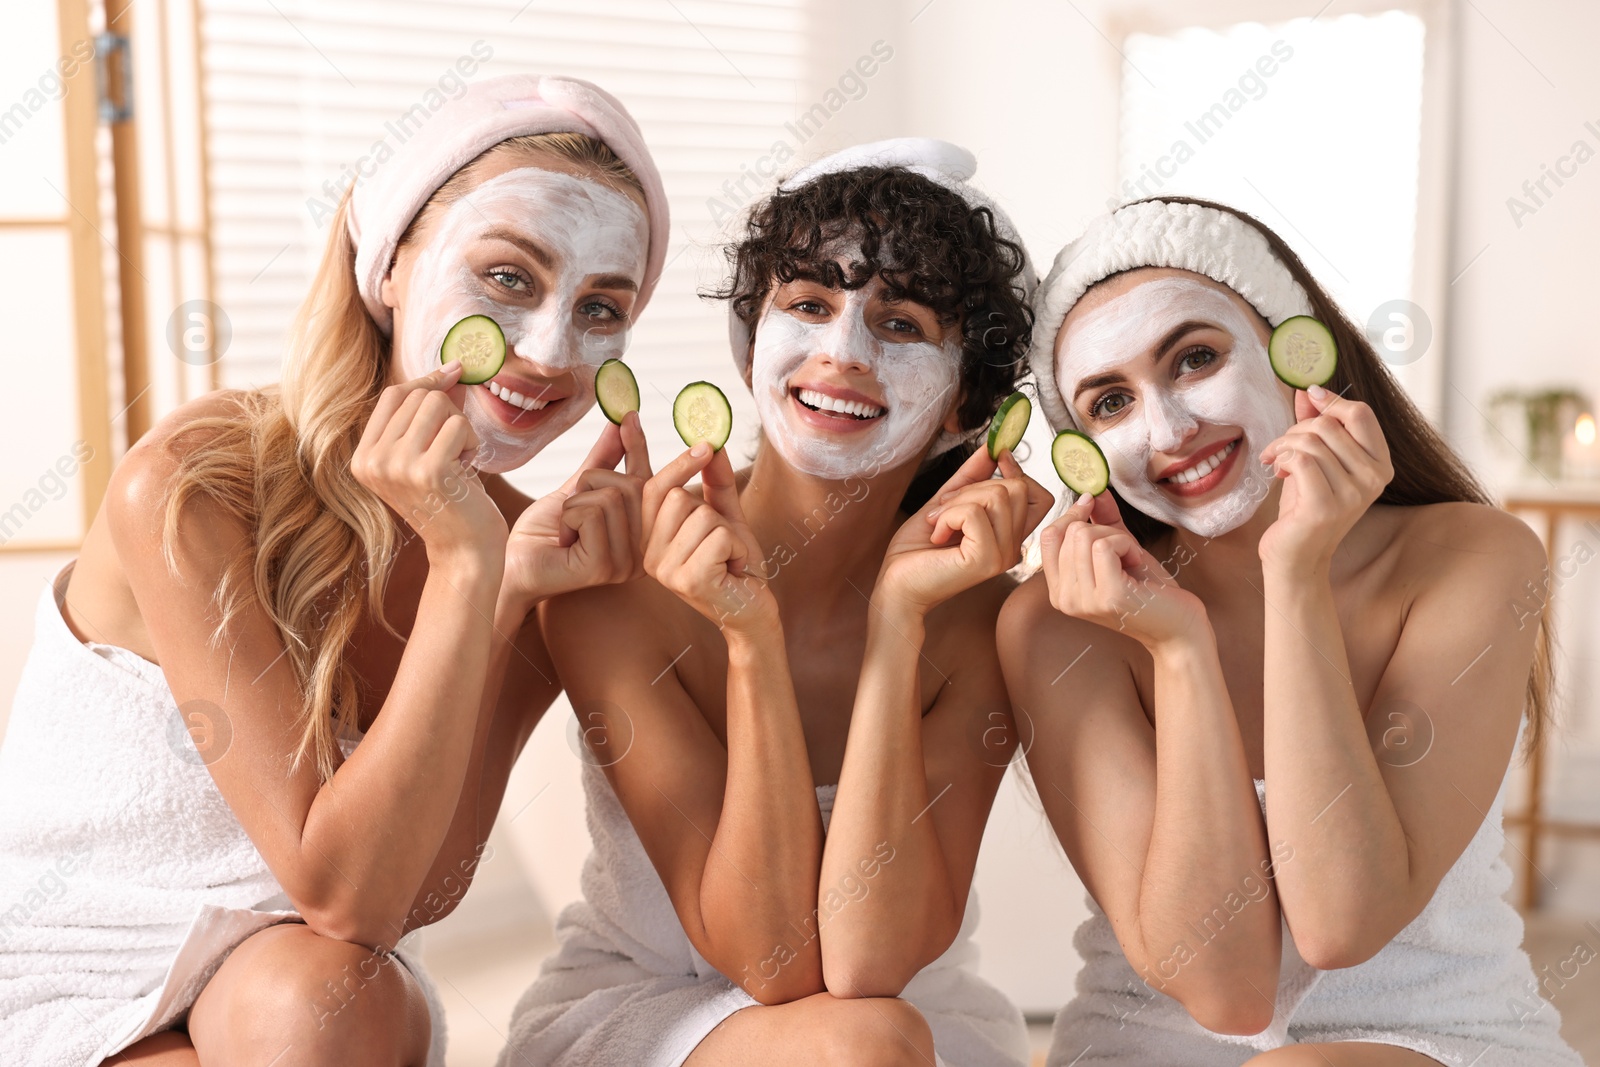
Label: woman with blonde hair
xmin=0 ymin=73 xmax=668 ymax=1067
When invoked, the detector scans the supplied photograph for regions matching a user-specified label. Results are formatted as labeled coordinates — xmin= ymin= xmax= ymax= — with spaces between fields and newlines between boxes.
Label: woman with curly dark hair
xmin=497 ymin=139 xmax=1051 ymax=1067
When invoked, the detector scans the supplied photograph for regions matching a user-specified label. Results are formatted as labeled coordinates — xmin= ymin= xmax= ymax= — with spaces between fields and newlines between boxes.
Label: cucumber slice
xmin=1268 ymin=316 xmax=1338 ymax=389
xmin=1052 ymin=430 xmax=1110 ymax=496
xmin=674 ymin=381 xmax=733 ymax=451
xmin=441 ymin=315 xmax=506 ymax=385
xmin=595 ymin=359 xmax=640 ymax=425
xmin=986 ymin=392 xmax=1031 ymax=460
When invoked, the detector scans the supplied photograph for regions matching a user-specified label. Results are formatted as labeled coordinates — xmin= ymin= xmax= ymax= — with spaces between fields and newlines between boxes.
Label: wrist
xmin=1262 ymin=554 xmax=1333 ymax=588
xmin=1147 ymin=622 xmax=1217 ymax=669
xmin=868 ymin=593 xmax=927 ymax=639
xmin=723 ymin=611 xmax=785 ymax=656
xmin=426 ymin=544 xmax=504 ymax=593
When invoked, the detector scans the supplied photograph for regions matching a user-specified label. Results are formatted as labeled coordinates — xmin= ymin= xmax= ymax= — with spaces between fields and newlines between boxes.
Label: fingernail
xmin=692 ymin=442 xmax=710 ymax=457
xmin=927 ymin=507 xmax=942 ymax=521
xmin=1308 ymin=383 xmax=1330 ymax=400
xmin=441 ymin=359 xmax=462 ymax=372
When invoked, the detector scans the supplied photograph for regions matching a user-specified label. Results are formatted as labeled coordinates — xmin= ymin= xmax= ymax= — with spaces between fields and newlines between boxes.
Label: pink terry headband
xmin=347 ymin=73 xmax=670 ymax=334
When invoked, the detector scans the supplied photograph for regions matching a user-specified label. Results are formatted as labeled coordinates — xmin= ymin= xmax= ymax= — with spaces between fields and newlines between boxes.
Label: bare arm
xmin=542 ymin=444 xmax=826 ymax=1005
xmin=400 ymin=413 xmax=652 ymax=933
xmin=112 ymin=369 xmax=507 ymax=950
xmin=818 ymin=448 xmax=1046 ymax=997
xmin=1004 ymin=490 xmax=1283 ymax=1036
xmin=1258 ymin=391 xmax=1539 ymax=966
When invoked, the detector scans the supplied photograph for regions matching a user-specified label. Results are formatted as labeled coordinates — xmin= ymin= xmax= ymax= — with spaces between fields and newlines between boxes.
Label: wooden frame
xmin=1502 ymin=486 xmax=1600 ymax=911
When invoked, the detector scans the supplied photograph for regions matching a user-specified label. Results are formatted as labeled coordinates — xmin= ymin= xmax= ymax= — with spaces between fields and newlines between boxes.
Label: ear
xmin=379 ymin=263 xmax=401 ymax=313
xmin=941 ymin=384 xmax=968 ymax=435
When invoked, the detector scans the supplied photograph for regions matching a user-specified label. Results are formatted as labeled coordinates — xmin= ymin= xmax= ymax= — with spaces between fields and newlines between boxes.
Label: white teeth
xmin=1167 ymin=440 xmax=1236 ymax=485
xmin=794 ymin=387 xmax=885 ymax=419
xmin=487 ymin=379 xmax=550 ymax=411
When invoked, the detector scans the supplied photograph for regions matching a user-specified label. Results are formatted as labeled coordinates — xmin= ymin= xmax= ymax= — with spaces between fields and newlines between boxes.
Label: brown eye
xmin=1090 ymin=392 xmax=1129 ymax=419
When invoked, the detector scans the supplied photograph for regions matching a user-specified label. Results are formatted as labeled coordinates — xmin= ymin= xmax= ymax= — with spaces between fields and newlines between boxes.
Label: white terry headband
xmin=726 ymin=137 xmax=1037 ymax=457
xmin=346 ymin=73 xmax=669 ymax=336
xmin=1028 ymin=199 xmax=1315 ymax=432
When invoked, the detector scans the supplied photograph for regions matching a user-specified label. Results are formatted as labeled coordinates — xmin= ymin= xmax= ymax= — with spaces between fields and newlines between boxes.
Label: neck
xmin=740 ymin=440 xmax=921 ymax=622
xmin=1163 ymin=480 xmax=1283 ymax=605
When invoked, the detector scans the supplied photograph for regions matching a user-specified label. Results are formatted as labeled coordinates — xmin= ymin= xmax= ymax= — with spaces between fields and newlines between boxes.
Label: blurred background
xmin=2 ymin=0 xmax=1597 ymax=1062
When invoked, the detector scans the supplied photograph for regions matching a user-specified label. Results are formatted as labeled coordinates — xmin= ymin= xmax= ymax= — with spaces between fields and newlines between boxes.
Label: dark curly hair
xmin=707 ymin=165 xmax=1034 ymax=511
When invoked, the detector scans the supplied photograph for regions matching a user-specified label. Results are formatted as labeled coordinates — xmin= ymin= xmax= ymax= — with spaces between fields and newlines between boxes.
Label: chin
xmin=463 ymin=397 xmax=591 ymax=474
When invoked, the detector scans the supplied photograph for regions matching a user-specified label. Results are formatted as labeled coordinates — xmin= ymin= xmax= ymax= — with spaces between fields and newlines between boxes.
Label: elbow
xmin=822 ymin=959 xmax=916 ymax=1000
xmin=820 ymin=915 xmax=955 ymax=1000
xmin=294 ymin=886 xmax=410 ymax=953
xmin=718 ymin=943 xmax=825 ymax=1006
xmin=1184 ymin=993 xmax=1276 ymax=1038
xmin=1293 ymin=930 xmax=1384 ymax=972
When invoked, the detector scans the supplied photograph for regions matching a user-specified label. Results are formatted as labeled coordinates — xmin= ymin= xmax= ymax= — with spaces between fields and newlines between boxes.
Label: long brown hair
xmin=1103 ymin=196 xmax=1552 ymax=753
xmin=161 ymin=133 xmax=642 ymax=781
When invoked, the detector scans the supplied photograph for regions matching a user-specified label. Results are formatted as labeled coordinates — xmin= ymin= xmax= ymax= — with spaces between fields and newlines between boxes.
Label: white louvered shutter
xmin=199 ymin=0 xmax=810 ymax=496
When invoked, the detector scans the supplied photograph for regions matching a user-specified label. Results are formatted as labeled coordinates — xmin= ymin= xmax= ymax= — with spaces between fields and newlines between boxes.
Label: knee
xmin=191 ymin=923 xmax=430 ymax=1066
xmin=818 ymin=996 xmax=936 ymax=1067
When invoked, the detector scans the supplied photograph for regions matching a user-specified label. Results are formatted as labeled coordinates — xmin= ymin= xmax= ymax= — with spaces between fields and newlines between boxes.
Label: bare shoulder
xmin=997 ymin=570 xmax=1138 ymax=665
xmin=1390 ymin=500 xmax=1545 ymax=588
xmin=105 ymin=389 xmax=257 ymax=546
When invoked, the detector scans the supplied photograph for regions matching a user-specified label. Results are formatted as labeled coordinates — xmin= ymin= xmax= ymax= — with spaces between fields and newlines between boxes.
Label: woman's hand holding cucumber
xmin=641 ymin=443 xmax=774 ymax=633
xmin=352 ymin=360 xmax=507 ymax=572
xmin=501 ymin=410 xmax=653 ymax=614
xmin=1257 ymin=385 xmax=1393 ymax=576
xmin=1038 ymin=490 xmax=1205 ymax=649
xmin=875 ymin=448 xmax=1053 ymax=623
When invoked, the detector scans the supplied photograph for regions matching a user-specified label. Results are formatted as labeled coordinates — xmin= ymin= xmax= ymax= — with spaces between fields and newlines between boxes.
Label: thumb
xmin=1294 ymin=388 xmax=1318 ymax=423
xmin=700 ymin=448 xmax=746 ymax=523
xmin=1087 ymin=488 xmax=1132 ymax=533
xmin=558 ymin=421 xmax=626 ymax=495
xmin=920 ymin=445 xmax=999 ymax=516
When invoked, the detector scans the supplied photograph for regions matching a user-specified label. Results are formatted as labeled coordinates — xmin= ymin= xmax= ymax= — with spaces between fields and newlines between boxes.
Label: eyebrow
xmin=480 ymin=227 xmax=554 ymax=271
xmin=479 ymin=229 xmax=638 ymax=292
xmin=589 ymin=273 xmax=638 ymax=293
xmin=1070 ymin=320 xmax=1216 ymax=400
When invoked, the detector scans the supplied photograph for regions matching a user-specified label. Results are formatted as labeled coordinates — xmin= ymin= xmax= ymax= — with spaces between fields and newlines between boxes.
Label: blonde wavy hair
xmin=162 ymin=132 xmax=643 ymax=781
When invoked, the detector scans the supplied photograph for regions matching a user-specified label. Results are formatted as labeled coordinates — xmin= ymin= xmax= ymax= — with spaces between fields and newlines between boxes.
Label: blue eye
xmin=488 ymin=267 xmax=530 ymax=293
xmin=580 ymin=298 xmax=627 ymax=323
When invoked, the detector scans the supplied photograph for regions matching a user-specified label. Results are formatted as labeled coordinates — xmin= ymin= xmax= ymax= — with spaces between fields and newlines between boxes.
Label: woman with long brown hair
xmin=0 ymin=74 xmax=667 ymax=1067
xmin=1001 ymin=197 xmax=1582 ymax=1065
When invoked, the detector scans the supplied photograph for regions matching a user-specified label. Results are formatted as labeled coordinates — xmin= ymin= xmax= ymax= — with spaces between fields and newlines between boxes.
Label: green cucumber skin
xmin=987 ymin=392 xmax=1032 ymax=460
xmin=441 ymin=315 xmax=506 ymax=385
xmin=673 ymin=381 xmax=733 ymax=451
xmin=1052 ymin=430 xmax=1110 ymax=496
xmin=1268 ymin=316 xmax=1338 ymax=389
xmin=595 ymin=359 xmax=640 ymax=425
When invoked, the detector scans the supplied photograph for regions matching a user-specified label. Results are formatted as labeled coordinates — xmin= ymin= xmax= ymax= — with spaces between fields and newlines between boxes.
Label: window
xmin=1114 ymin=6 xmax=1444 ymax=415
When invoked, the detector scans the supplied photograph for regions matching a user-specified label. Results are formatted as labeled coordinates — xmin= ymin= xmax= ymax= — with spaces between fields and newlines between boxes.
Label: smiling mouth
xmin=791 ymin=387 xmax=886 ymax=421
xmin=1154 ymin=437 xmax=1243 ymax=498
xmin=486 ymin=379 xmax=555 ymax=412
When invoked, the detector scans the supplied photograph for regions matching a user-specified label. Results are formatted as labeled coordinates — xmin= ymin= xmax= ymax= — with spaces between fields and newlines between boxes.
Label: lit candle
xmin=1563 ymin=412 xmax=1600 ymax=480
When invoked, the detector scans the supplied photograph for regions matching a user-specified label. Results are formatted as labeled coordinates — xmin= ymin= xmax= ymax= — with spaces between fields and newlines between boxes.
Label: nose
xmin=818 ymin=314 xmax=876 ymax=375
xmin=1146 ymin=390 xmax=1199 ymax=454
xmin=512 ymin=310 xmax=583 ymax=374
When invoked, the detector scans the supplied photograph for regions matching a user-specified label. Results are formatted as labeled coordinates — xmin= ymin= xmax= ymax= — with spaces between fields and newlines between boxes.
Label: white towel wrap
xmin=0 ymin=562 xmax=447 ymax=1066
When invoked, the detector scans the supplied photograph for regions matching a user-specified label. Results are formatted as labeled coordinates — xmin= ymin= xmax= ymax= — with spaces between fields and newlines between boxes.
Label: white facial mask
xmin=750 ymin=286 xmax=961 ymax=481
xmin=1054 ymin=277 xmax=1293 ymax=538
xmin=392 ymin=167 xmax=649 ymax=473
